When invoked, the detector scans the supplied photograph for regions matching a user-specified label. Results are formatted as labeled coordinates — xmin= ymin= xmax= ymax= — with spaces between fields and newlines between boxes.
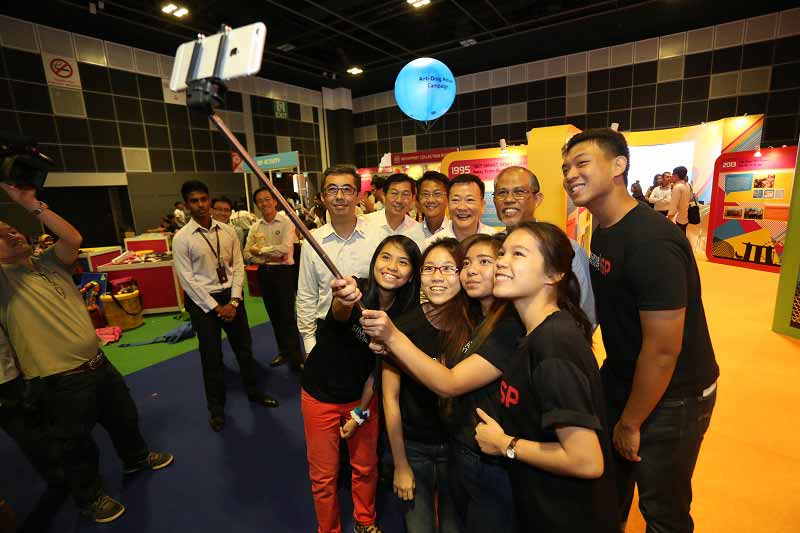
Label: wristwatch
xmin=29 ymin=201 xmax=48 ymax=216
xmin=229 ymin=298 xmax=241 ymax=308
xmin=506 ymin=437 xmax=520 ymax=460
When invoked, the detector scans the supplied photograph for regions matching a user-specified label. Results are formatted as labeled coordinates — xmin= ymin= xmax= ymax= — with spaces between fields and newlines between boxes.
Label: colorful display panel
xmin=706 ymin=146 xmax=797 ymax=273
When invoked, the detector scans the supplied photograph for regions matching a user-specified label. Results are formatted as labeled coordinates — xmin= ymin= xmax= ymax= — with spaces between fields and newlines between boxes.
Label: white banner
xmin=42 ymin=53 xmax=82 ymax=90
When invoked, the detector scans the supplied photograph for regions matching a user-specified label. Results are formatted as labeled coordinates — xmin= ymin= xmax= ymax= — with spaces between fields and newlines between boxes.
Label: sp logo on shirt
xmin=500 ymin=380 xmax=519 ymax=408
xmin=589 ymin=253 xmax=612 ymax=276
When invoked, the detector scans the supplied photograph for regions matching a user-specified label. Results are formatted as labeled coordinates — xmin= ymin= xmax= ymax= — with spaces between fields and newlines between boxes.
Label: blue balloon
xmin=394 ymin=58 xmax=456 ymax=122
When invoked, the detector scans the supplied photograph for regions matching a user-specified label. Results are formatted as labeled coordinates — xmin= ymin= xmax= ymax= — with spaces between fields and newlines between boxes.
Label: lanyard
xmin=199 ymin=226 xmax=222 ymax=268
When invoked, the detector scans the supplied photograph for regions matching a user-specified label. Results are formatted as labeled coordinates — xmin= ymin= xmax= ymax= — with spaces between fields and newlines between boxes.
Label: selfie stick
xmin=184 ymin=26 xmax=365 ymax=310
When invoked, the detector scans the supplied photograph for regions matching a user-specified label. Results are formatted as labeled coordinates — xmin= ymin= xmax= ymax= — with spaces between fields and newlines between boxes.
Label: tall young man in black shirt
xmin=562 ymin=129 xmax=719 ymax=532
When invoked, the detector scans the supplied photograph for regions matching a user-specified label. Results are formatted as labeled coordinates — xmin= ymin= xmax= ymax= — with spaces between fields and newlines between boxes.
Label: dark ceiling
xmin=3 ymin=0 xmax=798 ymax=96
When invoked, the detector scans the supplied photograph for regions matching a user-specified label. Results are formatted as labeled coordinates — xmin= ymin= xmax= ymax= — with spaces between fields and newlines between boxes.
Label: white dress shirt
xmin=173 ymin=218 xmax=245 ymax=313
xmin=174 ymin=208 xmax=187 ymax=228
xmin=243 ymin=215 xmax=297 ymax=265
xmin=364 ymin=210 xmax=426 ymax=250
xmin=650 ymin=186 xmax=672 ymax=211
xmin=421 ymin=219 xmax=499 ymax=251
xmin=296 ymin=216 xmax=381 ymax=353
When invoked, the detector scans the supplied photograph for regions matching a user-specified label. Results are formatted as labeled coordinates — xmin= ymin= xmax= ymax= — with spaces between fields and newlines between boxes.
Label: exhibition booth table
xmin=97 ymin=258 xmax=182 ymax=314
xmin=78 ymin=246 xmax=123 ymax=272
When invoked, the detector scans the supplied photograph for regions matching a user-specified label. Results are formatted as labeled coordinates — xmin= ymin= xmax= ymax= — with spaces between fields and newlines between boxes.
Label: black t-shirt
xmin=495 ymin=311 xmax=618 ymax=533
xmin=589 ymin=203 xmax=719 ymax=397
xmin=453 ymin=312 xmax=525 ymax=454
xmin=390 ymin=305 xmax=449 ymax=444
xmin=302 ymin=278 xmax=376 ymax=404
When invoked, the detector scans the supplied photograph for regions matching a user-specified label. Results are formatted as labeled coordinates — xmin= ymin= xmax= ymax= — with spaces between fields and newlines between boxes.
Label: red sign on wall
xmin=391 ymin=148 xmax=458 ymax=166
xmin=447 ymin=155 xmax=528 ymax=182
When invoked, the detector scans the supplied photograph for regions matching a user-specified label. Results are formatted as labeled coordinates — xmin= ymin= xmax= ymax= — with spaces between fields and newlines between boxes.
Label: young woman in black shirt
xmin=363 ymin=234 xmax=524 ymax=533
xmin=473 ymin=221 xmax=618 ymax=532
xmin=382 ymin=238 xmax=474 ymax=533
xmin=301 ymin=235 xmax=421 ymax=533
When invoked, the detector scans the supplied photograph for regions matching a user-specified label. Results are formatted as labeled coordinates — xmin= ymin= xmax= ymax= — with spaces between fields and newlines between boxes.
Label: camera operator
xmin=0 ymin=182 xmax=173 ymax=524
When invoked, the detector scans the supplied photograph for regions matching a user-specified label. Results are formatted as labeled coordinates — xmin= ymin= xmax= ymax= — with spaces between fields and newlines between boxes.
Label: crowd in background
xmin=1 ymin=128 xmax=718 ymax=533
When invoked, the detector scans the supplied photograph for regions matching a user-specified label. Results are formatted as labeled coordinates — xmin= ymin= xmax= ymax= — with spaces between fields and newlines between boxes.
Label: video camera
xmin=0 ymin=132 xmax=54 ymax=190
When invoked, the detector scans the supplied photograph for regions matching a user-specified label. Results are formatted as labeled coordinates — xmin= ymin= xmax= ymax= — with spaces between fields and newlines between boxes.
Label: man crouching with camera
xmin=0 ymin=182 xmax=173 ymax=524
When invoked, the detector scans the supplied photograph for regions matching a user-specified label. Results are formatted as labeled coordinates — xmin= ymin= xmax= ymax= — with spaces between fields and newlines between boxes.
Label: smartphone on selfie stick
xmin=169 ymin=24 xmax=360 ymax=308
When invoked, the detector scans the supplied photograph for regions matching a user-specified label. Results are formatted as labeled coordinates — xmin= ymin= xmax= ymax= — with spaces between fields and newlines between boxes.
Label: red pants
xmin=301 ymin=389 xmax=379 ymax=533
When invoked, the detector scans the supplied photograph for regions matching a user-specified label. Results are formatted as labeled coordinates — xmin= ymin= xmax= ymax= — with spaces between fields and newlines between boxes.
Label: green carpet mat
xmin=104 ymin=289 xmax=268 ymax=376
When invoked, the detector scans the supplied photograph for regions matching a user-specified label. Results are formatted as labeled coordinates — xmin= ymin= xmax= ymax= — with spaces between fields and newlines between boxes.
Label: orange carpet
xmin=593 ymin=252 xmax=800 ymax=532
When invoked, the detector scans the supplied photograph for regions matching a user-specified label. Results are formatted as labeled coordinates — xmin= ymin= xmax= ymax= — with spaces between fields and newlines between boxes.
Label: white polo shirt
xmin=364 ymin=210 xmax=426 ymax=250
xmin=421 ymin=219 xmax=498 ymax=251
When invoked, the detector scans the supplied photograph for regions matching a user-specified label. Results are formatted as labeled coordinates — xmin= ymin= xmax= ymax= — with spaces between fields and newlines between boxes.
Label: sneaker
xmin=354 ymin=523 xmax=383 ymax=533
xmin=123 ymin=451 xmax=174 ymax=475
xmin=81 ymin=494 xmax=125 ymax=524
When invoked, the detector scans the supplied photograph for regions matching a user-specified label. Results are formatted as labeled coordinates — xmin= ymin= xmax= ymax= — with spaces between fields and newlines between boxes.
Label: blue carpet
xmin=1 ymin=322 xmax=404 ymax=532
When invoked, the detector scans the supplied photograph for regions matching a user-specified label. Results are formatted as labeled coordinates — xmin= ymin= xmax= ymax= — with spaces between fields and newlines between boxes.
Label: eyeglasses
xmin=419 ymin=191 xmax=446 ymax=200
xmin=493 ymin=188 xmax=535 ymax=200
xmin=324 ymin=185 xmax=356 ymax=198
xmin=421 ymin=265 xmax=460 ymax=276
xmin=387 ymin=190 xmax=413 ymax=200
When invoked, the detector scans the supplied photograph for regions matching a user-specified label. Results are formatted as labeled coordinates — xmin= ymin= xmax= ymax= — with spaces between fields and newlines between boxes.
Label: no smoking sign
xmin=50 ymin=58 xmax=73 ymax=78
xmin=42 ymin=53 xmax=82 ymax=90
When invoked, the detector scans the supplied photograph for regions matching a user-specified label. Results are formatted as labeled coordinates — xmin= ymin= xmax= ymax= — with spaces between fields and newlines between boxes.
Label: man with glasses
xmin=211 ymin=196 xmax=245 ymax=251
xmin=296 ymin=166 xmax=381 ymax=354
xmin=364 ymin=173 xmax=425 ymax=249
xmin=421 ymin=173 xmax=497 ymax=251
xmin=0 ymin=182 xmax=172 ymax=524
xmin=417 ymin=171 xmax=449 ymax=239
xmin=492 ymin=165 xmax=596 ymax=327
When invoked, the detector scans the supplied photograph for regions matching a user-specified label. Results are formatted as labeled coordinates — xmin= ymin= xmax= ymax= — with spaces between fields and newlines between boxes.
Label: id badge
xmin=216 ymin=265 xmax=228 ymax=284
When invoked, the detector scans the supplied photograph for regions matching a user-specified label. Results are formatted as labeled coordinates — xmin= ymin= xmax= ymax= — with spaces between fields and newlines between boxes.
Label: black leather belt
xmin=61 ymin=351 xmax=106 ymax=376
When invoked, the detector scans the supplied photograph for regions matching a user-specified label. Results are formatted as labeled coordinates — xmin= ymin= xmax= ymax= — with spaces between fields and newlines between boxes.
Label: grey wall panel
xmin=126 ymin=171 xmax=247 ymax=232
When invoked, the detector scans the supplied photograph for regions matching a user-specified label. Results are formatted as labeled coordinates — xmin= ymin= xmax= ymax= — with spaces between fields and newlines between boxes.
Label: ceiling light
xmin=347 ymin=67 xmax=363 ymax=75
xmin=277 ymin=43 xmax=296 ymax=52
xmin=174 ymin=7 xmax=188 ymax=17
xmin=460 ymin=38 xmax=477 ymax=47
xmin=408 ymin=0 xmax=430 ymax=8
xmin=162 ymin=3 xmax=177 ymax=13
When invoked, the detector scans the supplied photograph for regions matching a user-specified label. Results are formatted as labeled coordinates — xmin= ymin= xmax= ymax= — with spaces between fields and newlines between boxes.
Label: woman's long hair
xmin=510 ymin=221 xmax=593 ymax=343
xmin=457 ymin=233 xmax=510 ymax=362
xmin=421 ymin=238 xmax=479 ymax=368
xmin=361 ymin=235 xmax=422 ymax=318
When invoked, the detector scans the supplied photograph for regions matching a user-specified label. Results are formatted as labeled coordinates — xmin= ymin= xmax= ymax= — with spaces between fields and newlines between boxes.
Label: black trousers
xmin=43 ymin=360 xmax=148 ymax=508
xmin=184 ymin=289 xmax=259 ymax=416
xmin=0 ymin=377 xmax=61 ymax=486
xmin=603 ymin=368 xmax=716 ymax=533
xmin=257 ymin=264 xmax=302 ymax=366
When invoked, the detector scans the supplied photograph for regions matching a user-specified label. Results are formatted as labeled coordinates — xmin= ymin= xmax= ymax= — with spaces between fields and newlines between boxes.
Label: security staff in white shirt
xmin=364 ymin=173 xmax=426 ymax=250
xmin=296 ymin=166 xmax=381 ymax=354
xmin=244 ymin=187 xmax=303 ymax=372
xmin=417 ymin=171 xmax=450 ymax=239
xmin=172 ymin=180 xmax=278 ymax=433
xmin=421 ymin=173 xmax=498 ymax=251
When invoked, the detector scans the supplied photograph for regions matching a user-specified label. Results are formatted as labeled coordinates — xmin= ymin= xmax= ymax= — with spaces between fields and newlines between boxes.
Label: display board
xmin=442 ymin=147 xmax=528 ymax=228
xmin=706 ymin=146 xmax=797 ymax=273
xmin=772 ymin=144 xmax=800 ymax=339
